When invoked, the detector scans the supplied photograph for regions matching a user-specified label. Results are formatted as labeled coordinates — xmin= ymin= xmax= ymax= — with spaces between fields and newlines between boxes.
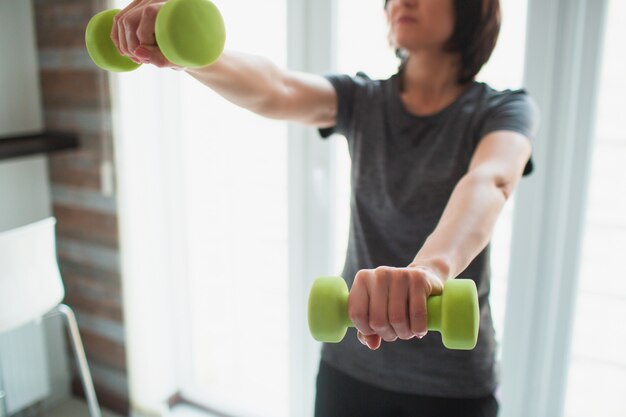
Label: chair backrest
xmin=0 ymin=217 xmax=64 ymax=333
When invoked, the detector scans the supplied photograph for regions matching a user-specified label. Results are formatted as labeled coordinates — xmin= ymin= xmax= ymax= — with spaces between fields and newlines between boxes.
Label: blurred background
xmin=0 ymin=0 xmax=624 ymax=416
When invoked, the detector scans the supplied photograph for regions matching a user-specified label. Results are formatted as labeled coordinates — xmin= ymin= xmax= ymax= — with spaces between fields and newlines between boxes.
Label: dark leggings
xmin=315 ymin=360 xmax=499 ymax=417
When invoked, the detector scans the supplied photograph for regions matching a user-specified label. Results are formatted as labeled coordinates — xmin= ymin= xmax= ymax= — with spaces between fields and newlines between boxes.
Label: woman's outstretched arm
xmin=111 ymin=0 xmax=337 ymax=126
xmin=349 ymin=130 xmax=532 ymax=350
xmin=184 ymin=50 xmax=337 ymax=126
xmin=409 ymin=130 xmax=533 ymax=280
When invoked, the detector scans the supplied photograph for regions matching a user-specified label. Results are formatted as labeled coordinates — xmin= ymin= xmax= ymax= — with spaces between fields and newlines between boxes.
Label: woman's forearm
xmin=410 ymin=171 xmax=509 ymax=281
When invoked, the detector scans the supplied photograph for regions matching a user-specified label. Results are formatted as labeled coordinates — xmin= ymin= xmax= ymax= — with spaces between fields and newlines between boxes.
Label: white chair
xmin=0 ymin=218 xmax=101 ymax=417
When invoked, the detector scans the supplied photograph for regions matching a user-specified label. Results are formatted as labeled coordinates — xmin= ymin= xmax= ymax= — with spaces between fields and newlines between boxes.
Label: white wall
xmin=0 ymin=0 xmax=43 ymax=137
xmin=0 ymin=0 xmax=70 ymax=412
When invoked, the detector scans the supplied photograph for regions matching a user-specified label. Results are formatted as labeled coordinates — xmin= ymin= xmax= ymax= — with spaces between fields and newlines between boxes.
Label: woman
xmin=112 ymin=0 xmax=538 ymax=415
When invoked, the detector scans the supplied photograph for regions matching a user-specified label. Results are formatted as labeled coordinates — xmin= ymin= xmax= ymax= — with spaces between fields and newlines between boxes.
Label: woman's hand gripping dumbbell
xmin=85 ymin=0 xmax=225 ymax=72
xmin=308 ymin=268 xmax=479 ymax=350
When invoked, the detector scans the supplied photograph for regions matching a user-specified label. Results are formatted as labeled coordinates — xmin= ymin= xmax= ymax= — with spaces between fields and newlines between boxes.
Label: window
xmin=476 ymin=0 xmax=529 ymax=348
xmin=111 ymin=1 xmax=326 ymax=415
xmin=332 ymin=0 xmax=396 ymax=275
xmin=176 ymin=0 xmax=290 ymax=416
xmin=113 ymin=1 xmax=614 ymax=417
xmin=563 ymin=1 xmax=626 ymax=415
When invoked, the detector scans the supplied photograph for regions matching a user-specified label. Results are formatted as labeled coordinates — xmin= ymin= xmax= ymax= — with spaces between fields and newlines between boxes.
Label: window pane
xmin=477 ymin=0 xmax=529 ymax=348
xmin=564 ymin=1 xmax=626 ymax=415
xmin=476 ymin=0 xmax=529 ymax=91
xmin=180 ymin=0 xmax=289 ymax=415
xmin=333 ymin=1 xmax=396 ymax=275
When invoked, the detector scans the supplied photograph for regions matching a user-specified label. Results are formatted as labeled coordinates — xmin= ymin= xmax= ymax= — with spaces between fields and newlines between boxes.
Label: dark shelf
xmin=0 ymin=131 xmax=79 ymax=161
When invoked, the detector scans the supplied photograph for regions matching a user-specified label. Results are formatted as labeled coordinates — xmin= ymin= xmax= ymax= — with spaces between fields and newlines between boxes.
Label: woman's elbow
xmin=465 ymin=169 xmax=518 ymax=201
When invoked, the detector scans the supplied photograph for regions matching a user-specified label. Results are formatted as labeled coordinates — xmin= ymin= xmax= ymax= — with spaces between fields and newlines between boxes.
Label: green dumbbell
xmin=85 ymin=0 xmax=225 ymax=72
xmin=308 ymin=276 xmax=479 ymax=350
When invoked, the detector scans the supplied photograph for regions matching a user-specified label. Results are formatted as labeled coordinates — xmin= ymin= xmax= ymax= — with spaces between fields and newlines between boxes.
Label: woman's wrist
xmin=408 ymin=256 xmax=453 ymax=282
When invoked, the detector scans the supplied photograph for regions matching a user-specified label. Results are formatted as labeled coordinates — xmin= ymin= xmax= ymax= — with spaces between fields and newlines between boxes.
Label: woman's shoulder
xmin=324 ymin=71 xmax=392 ymax=105
xmin=469 ymin=82 xmax=541 ymax=141
xmin=471 ymin=81 xmax=538 ymax=111
xmin=327 ymin=71 xmax=392 ymax=89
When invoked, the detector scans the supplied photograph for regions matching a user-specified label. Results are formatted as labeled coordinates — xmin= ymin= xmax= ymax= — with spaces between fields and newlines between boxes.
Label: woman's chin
xmin=392 ymin=36 xmax=424 ymax=51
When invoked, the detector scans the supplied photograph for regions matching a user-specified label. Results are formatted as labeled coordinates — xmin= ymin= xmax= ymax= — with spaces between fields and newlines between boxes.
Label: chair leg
xmin=55 ymin=304 xmax=102 ymax=417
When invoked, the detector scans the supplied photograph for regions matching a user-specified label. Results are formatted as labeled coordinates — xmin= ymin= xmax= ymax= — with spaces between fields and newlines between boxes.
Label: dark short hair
xmin=385 ymin=0 xmax=501 ymax=84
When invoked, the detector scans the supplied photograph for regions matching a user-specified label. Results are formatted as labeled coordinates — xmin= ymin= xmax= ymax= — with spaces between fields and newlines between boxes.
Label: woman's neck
xmin=400 ymin=49 xmax=468 ymax=116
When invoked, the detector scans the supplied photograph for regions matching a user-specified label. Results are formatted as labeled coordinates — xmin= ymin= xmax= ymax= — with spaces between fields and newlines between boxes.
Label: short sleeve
xmin=318 ymin=72 xmax=370 ymax=139
xmin=478 ymin=90 xmax=540 ymax=176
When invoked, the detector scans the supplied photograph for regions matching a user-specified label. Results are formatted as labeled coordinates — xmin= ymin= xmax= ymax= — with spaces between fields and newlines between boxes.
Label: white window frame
xmin=285 ymin=1 xmax=337 ymax=416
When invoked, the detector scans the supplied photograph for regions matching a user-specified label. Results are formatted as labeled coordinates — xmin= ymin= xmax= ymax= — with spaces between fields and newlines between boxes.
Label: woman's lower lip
xmin=397 ymin=18 xmax=417 ymax=24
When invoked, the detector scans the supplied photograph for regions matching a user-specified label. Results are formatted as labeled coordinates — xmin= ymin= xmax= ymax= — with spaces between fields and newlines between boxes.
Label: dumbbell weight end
xmin=85 ymin=9 xmax=141 ymax=72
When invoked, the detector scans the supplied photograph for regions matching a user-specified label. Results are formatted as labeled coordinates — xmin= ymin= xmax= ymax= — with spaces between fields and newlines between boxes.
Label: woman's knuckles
xmin=388 ymin=310 xmax=407 ymax=327
xmin=142 ymin=4 xmax=159 ymax=18
xmin=374 ymin=265 xmax=394 ymax=274
xmin=348 ymin=306 xmax=368 ymax=324
xmin=369 ymin=317 xmax=391 ymax=333
xmin=353 ymin=269 xmax=370 ymax=286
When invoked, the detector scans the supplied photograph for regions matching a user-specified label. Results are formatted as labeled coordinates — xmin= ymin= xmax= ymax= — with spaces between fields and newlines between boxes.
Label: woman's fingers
xmin=111 ymin=0 xmax=161 ymax=60
xmin=107 ymin=0 xmax=184 ymax=68
xmin=113 ymin=14 xmax=127 ymax=56
xmin=123 ymin=11 xmax=143 ymax=59
xmin=408 ymin=274 xmax=429 ymax=338
xmin=388 ymin=271 xmax=413 ymax=340
xmin=135 ymin=3 xmax=161 ymax=48
xmin=134 ymin=44 xmax=172 ymax=67
xmin=370 ymin=267 xmax=398 ymax=343
xmin=112 ymin=0 xmax=141 ymax=55
xmin=408 ymin=265 xmax=444 ymax=337
xmin=348 ymin=270 xmax=375 ymax=336
xmin=349 ymin=265 xmax=445 ymax=348
xmin=110 ymin=16 xmax=120 ymax=52
xmin=357 ymin=331 xmax=382 ymax=350
xmin=350 ymin=270 xmax=388 ymax=349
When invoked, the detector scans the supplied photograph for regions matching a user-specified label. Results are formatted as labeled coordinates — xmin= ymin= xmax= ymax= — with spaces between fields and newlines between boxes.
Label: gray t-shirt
xmin=318 ymin=71 xmax=539 ymax=398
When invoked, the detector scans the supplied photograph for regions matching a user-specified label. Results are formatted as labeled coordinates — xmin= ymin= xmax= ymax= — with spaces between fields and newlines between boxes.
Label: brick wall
xmin=33 ymin=0 xmax=129 ymax=414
